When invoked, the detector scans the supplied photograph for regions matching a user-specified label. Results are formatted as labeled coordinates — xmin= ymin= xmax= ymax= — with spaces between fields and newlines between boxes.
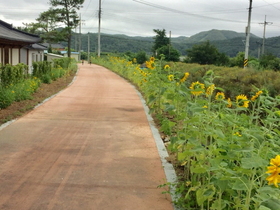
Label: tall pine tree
xmin=49 ymin=0 xmax=84 ymax=57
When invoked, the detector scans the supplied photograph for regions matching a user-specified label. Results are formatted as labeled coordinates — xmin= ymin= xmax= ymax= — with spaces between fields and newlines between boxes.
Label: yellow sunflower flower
xmin=168 ymin=74 xmax=174 ymax=81
xmin=251 ymin=90 xmax=263 ymax=101
xmin=236 ymin=94 xmax=249 ymax=108
xmin=215 ymin=92 xmax=225 ymax=101
xmin=190 ymin=81 xmax=205 ymax=96
xmin=266 ymin=155 xmax=280 ymax=187
xmin=164 ymin=65 xmax=170 ymax=70
xmin=145 ymin=61 xmax=155 ymax=70
xmin=180 ymin=72 xmax=190 ymax=83
xmin=150 ymin=57 xmax=155 ymax=62
xmin=227 ymin=98 xmax=232 ymax=108
xmin=206 ymin=84 xmax=215 ymax=96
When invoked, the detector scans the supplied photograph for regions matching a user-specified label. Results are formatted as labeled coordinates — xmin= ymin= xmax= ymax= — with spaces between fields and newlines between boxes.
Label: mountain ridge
xmin=73 ymin=29 xmax=279 ymax=58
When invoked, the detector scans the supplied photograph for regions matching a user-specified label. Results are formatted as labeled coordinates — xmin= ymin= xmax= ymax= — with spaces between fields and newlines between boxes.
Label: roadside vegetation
xmin=0 ymin=58 xmax=77 ymax=110
xmin=91 ymin=54 xmax=280 ymax=210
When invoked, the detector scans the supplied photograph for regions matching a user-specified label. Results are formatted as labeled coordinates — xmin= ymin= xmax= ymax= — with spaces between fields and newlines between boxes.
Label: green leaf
xmin=259 ymin=206 xmax=271 ymax=210
xmin=211 ymin=199 xmax=228 ymax=210
xmin=196 ymin=185 xmax=215 ymax=206
xmin=191 ymin=165 xmax=207 ymax=174
xmin=231 ymin=177 xmax=251 ymax=191
xmin=163 ymin=104 xmax=175 ymax=112
xmin=214 ymin=128 xmax=225 ymax=139
xmin=148 ymin=94 xmax=156 ymax=104
xmin=178 ymin=150 xmax=191 ymax=162
xmin=214 ymin=179 xmax=229 ymax=191
xmin=241 ymin=156 xmax=267 ymax=169
xmin=261 ymin=198 xmax=280 ymax=210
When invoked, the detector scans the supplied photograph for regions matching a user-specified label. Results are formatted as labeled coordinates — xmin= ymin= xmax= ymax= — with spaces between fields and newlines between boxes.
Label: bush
xmin=0 ymin=63 xmax=29 ymax=87
xmin=0 ymin=87 xmax=15 ymax=109
xmin=164 ymin=62 xmax=280 ymax=98
xmin=32 ymin=61 xmax=52 ymax=78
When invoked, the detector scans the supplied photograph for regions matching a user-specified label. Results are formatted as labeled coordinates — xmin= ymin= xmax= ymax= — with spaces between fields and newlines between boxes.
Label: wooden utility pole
xmin=169 ymin=31 xmax=171 ymax=58
xmin=244 ymin=0 xmax=253 ymax=68
xmin=79 ymin=13 xmax=82 ymax=61
xmin=260 ymin=15 xmax=273 ymax=55
xmin=97 ymin=0 xmax=101 ymax=57
xmin=88 ymin=32 xmax=90 ymax=63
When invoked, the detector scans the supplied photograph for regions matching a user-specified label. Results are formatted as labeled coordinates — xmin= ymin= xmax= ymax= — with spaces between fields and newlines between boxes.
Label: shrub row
xmin=166 ymin=62 xmax=280 ymax=98
xmin=0 ymin=58 xmax=77 ymax=109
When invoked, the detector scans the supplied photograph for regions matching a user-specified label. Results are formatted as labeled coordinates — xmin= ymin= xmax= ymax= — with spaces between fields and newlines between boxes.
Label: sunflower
xmin=206 ymin=84 xmax=215 ymax=96
xmin=227 ymin=98 xmax=232 ymax=108
xmin=189 ymin=81 xmax=205 ymax=96
xmin=150 ymin=57 xmax=155 ymax=62
xmin=236 ymin=94 xmax=249 ymax=108
xmin=180 ymin=72 xmax=190 ymax=83
xmin=164 ymin=65 xmax=170 ymax=70
xmin=266 ymin=155 xmax=280 ymax=187
xmin=251 ymin=90 xmax=263 ymax=101
xmin=215 ymin=92 xmax=225 ymax=101
xmin=168 ymin=74 xmax=174 ymax=81
xmin=145 ymin=61 xmax=155 ymax=70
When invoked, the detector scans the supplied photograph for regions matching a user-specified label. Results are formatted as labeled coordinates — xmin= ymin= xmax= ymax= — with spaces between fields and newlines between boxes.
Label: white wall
xmin=12 ymin=48 xmax=19 ymax=65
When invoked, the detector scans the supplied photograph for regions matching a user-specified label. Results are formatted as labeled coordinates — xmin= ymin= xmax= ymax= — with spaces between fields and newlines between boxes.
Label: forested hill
xmin=71 ymin=29 xmax=280 ymax=58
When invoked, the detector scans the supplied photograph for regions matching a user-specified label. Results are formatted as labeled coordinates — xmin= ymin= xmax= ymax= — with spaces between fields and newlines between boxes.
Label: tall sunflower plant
xmin=92 ymin=55 xmax=280 ymax=210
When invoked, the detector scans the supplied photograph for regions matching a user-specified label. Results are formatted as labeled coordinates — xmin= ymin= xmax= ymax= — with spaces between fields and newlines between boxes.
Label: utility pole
xmin=244 ymin=0 xmax=253 ymax=68
xmin=169 ymin=31 xmax=171 ymax=58
xmin=97 ymin=0 xmax=101 ymax=57
xmin=260 ymin=15 xmax=272 ymax=55
xmin=256 ymin=41 xmax=262 ymax=59
xmin=79 ymin=13 xmax=82 ymax=61
xmin=75 ymin=27 xmax=78 ymax=51
xmin=88 ymin=32 xmax=90 ymax=63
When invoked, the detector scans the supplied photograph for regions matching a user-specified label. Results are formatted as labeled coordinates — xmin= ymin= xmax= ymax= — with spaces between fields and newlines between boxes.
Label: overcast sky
xmin=1 ymin=0 xmax=280 ymax=38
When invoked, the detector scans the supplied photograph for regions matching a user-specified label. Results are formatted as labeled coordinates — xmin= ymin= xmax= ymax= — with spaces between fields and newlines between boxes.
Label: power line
xmin=132 ymin=0 xmax=247 ymax=24
xmin=260 ymin=0 xmax=280 ymax=11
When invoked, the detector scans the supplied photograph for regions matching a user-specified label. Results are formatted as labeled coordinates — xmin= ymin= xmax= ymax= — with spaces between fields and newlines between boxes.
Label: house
xmin=41 ymin=43 xmax=65 ymax=51
xmin=60 ymin=51 xmax=80 ymax=61
xmin=0 ymin=20 xmax=45 ymax=72
xmin=23 ymin=43 xmax=47 ymax=73
xmin=45 ymin=53 xmax=64 ymax=62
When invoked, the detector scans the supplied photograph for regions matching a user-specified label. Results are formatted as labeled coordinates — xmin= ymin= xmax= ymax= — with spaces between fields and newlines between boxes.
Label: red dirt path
xmin=0 ymin=63 xmax=173 ymax=210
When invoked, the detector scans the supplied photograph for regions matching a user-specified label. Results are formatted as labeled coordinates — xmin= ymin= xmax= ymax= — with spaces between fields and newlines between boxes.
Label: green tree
xmin=49 ymin=0 xmax=84 ymax=58
xmin=157 ymin=45 xmax=180 ymax=62
xmin=135 ymin=51 xmax=148 ymax=64
xmin=25 ymin=10 xmax=67 ymax=49
xmin=186 ymin=41 xmax=227 ymax=65
xmin=152 ymin=29 xmax=180 ymax=61
xmin=229 ymin=52 xmax=257 ymax=68
xmin=229 ymin=52 xmax=245 ymax=67
xmin=259 ymin=53 xmax=280 ymax=71
xmin=152 ymin=29 xmax=170 ymax=55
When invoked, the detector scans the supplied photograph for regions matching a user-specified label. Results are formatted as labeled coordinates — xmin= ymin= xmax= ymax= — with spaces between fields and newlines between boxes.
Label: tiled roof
xmin=24 ymin=43 xmax=48 ymax=50
xmin=41 ymin=43 xmax=65 ymax=49
xmin=0 ymin=20 xmax=41 ymax=43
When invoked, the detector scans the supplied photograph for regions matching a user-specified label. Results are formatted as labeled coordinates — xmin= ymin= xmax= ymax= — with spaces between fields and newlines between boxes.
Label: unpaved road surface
xmin=0 ymin=64 xmax=173 ymax=210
